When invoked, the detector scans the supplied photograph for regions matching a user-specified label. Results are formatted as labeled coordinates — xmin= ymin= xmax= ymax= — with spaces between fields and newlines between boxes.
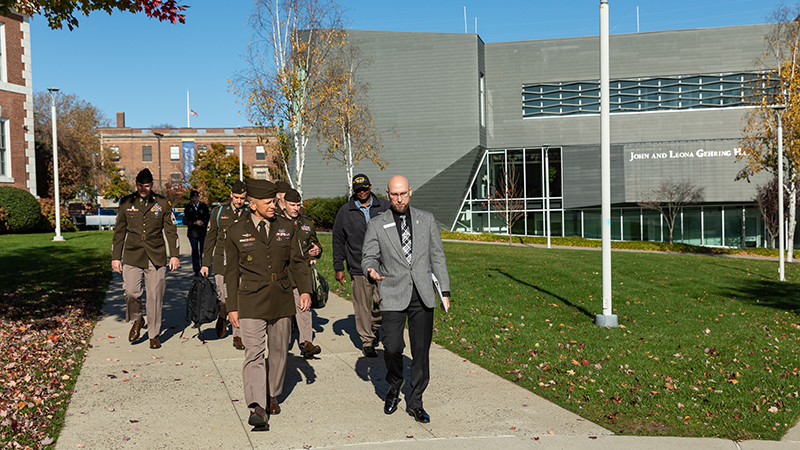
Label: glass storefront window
xmin=724 ymin=206 xmax=744 ymax=248
xmin=622 ymin=208 xmax=641 ymax=241
xmin=564 ymin=210 xmax=581 ymax=237
xmin=642 ymin=209 xmax=662 ymax=242
xmin=744 ymin=206 xmax=763 ymax=247
xmin=525 ymin=149 xmax=543 ymax=199
xmin=583 ymin=209 xmax=602 ymax=239
xmin=682 ymin=208 xmax=703 ymax=245
xmin=526 ymin=211 xmax=543 ymax=236
xmin=550 ymin=211 xmax=563 ymax=237
xmin=547 ymin=148 xmax=562 ymax=197
xmin=472 ymin=213 xmax=488 ymax=233
xmin=704 ymin=207 xmax=723 ymax=246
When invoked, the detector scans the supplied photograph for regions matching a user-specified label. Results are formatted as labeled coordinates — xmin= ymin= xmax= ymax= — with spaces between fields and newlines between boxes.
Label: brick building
xmin=0 ymin=11 xmax=36 ymax=195
xmin=98 ymin=112 xmax=279 ymax=200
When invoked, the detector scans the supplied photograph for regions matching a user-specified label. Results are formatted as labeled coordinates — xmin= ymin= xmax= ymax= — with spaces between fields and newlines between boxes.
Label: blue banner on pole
xmin=182 ymin=140 xmax=195 ymax=186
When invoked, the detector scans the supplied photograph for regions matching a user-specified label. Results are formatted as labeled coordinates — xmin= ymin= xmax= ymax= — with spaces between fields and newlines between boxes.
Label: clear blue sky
xmin=30 ymin=0 xmax=782 ymax=129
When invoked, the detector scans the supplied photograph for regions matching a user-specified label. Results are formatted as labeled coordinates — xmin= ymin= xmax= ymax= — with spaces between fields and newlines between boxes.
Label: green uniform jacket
xmin=224 ymin=214 xmax=312 ymax=321
xmin=284 ymin=212 xmax=322 ymax=287
xmin=112 ymin=192 xmax=179 ymax=269
xmin=202 ymin=202 xmax=246 ymax=275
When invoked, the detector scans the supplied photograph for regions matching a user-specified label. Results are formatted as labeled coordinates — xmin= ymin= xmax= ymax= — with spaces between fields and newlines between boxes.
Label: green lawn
xmin=0 ymin=231 xmax=112 ymax=449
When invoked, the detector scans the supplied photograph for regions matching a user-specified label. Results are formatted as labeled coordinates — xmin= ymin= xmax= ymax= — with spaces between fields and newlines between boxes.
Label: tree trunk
xmin=787 ymin=179 xmax=797 ymax=262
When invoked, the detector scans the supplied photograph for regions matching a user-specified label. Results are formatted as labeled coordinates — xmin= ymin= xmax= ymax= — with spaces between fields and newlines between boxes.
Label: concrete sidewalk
xmin=56 ymin=230 xmax=800 ymax=449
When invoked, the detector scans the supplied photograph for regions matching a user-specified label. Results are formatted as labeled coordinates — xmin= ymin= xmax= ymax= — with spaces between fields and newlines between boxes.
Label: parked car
xmin=174 ymin=210 xmax=184 ymax=226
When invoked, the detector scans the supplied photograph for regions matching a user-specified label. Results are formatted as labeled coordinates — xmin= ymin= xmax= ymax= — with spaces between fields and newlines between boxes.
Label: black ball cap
xmin=136 ymin=168 xmax=153 ymax=184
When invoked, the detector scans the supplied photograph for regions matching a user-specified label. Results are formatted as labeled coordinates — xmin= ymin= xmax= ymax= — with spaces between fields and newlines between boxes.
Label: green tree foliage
xmin=188 ymin=143 xmax=250 ymax=203
xmin=1 ymin=0 xmax=186 ymax=30
xmin=302 ymin=196 xmax=348 ymax=230
xmin=34 ymin=91 xmax=109 ymax=202
xmin=101 ymin=162 xmax=131 ymax=200
xmin=0 ymin=186 xmax=42 ymax=234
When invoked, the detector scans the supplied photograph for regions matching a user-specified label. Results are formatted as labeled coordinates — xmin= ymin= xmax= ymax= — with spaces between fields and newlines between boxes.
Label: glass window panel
xmin=724 ymin=206 xmax=744 ymax=248
xmin=583 ymin=209 xmax=602 ymax=239
xmin=511 ymin=217 xmax=525 ymax=235
xmin=547 ymin=148 xmax=562 ymax=197
xmin=142 ymin=146 xmax=152 ymax=162
xmin=526 ymin=211 xmax=543 ymax=236
xmin=642 ymin=209 xmax=662 ymax=242
xmin=525 ymin=149 xmax=543 ymax=199
xmin=704 ymin=207 xmax=723 ymax=246
xmin=527 ymin=199 xmax=543 ymax=210
xmin=682 ymin=208 xmax=702 ymax=245
xmin=472 ymin=213 xmax=488 ymax=233
xmin=170 ymin=145 xmax=180 ymax=161
xmin=564 ymin=210 xmax=581 ymax=237
xmin=622 ymin=208 xmax=641 ymax=241
xmin=489 ymin=153 xmax=505 ymax=199
xmin=472 ymin=200 xmax=488 ymax=211
xmin=549 ymin=211 xmax=563 ymax=237
xmin=744 ymin=206 xmax=763 ymax=247
xmin=550 ymin=199 xmax=563 ymax=209
xmin=611 ymin=209 xmax=622 ymax=240
xmin=454 ymin=211 xmax=471 ymax=233
xmin=471 ymin=158 xmax=489 ymax=199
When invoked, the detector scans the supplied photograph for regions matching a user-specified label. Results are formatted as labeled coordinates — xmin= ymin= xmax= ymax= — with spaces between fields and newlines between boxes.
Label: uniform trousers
xmin=122 ymin=260 xmax=166 ymax=340
xmin=292 ymin=288 xmax=314 ymax=343
xmin=214 ymin=274 xmax=241 ymax=338
xmin=351 ymin=275 xmax=382 ymax=347
xmin=382 ymin=292 xmax=434 ymax=410
xmin=239 ymin=316 xmax=290 ymax=411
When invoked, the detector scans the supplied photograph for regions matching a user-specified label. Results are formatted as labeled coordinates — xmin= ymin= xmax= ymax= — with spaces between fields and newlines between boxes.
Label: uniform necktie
xmin=258 ymin=220 xmax=267 ymax=241
xmin=400 ymin=215 xmax=412 ymax=264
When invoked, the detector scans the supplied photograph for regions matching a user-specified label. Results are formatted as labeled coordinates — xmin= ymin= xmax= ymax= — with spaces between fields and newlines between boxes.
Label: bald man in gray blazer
xmin=362 ymin=175 xmax=450 ymax=424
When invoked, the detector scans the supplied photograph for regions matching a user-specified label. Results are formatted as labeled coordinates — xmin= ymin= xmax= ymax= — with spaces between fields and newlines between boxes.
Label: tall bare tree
xmin=755 ymin=177 xmax=782 ymax=248
xmin=489 ymin=165 xmax=525 ymax=245
xmin=232 ymin=0 xmax=346 ymax=196
xmin=638 ymin=179 xmax=703 ymax=244
xmin=316 ymin=39 xmax=389 ymax=195
xmin=738 ymin=5 xmax=800 ymax=261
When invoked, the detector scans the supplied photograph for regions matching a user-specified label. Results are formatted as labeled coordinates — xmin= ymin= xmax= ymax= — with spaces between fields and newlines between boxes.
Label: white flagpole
xmin=187 ymin=90 xmax=190 ymax=128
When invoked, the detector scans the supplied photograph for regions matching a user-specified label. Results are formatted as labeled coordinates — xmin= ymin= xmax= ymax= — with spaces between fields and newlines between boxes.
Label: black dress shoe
xmin=362 ymin=346 xmax=377 ymax=358
xmin=248 ymin=405 xmax=268 ymax=429
xmin=406 ymin=407 xmax=430 ymax=423
xmin=384 ymin=385 xmax=401 ymax=415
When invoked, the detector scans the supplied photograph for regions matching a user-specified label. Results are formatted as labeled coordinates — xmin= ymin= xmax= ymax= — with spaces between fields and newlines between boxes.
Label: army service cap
xmin=246 ymin=179 xmax=277 ymax=200
xmin=284 ymin=188 xmax=301 ymax=203
xmin=276 ymin=181 xmax=292 ymax=193
xmin=231 ymin=179 xmax=246 ymax=194
xmin=136 ymin=168 xmax=153 ymax=184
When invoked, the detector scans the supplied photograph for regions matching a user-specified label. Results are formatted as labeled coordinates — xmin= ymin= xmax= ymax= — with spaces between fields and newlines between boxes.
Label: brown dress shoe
xmin=149 ymin=338 xmax=161 ymax=349
xmin=248 ymin=405 xmax=268 ymax=429
xmin=268 ymin=396 xmax=281 ymax=415
xmin=302 ymin=341 xmax=321 ymax=358
xmin=233 ymin=336 xmax=245 ymax=350
xmin=128 ymin=319 xmax=144 ymax=342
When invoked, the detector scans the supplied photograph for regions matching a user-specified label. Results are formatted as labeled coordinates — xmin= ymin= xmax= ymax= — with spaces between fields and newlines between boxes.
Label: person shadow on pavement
xmin=280 ymin=353 xmax=317 ymax=402
xmin=355 ymin=351 xmax=412 ymax=404
xmin=332 ymin=314 xmax=367 ymax=349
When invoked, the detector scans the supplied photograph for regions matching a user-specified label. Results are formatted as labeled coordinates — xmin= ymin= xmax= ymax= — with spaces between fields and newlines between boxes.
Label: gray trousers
xmin=239 ymin=316 xmax=290 ymax=411
xmin=351 ymin=275 xmax=382 ymax=347
xmin=123 ymin=261 xmax=165 ymax=339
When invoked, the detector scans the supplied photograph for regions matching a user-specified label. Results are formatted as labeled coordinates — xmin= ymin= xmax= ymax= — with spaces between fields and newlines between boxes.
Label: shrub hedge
xmin=0 ymin=186 xmax=42 ymax=234
xmin=38 ymin=198 xmax=76 ymax=232
xmin=303 ymin=196 xmax=349 ymax=230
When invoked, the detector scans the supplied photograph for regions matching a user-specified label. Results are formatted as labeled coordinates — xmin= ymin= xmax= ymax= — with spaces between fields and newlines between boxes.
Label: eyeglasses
xmin=388 ymin=191 xmax=409 ymax=199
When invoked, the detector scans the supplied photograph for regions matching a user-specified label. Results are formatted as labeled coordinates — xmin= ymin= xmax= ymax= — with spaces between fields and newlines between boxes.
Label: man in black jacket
xmin=184 ymin=189 xmax=210 ymax=276
xmin=332 ymin=174 xmax=390 ymax=357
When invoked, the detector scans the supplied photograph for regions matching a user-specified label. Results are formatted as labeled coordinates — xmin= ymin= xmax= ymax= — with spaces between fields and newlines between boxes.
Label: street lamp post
xmin=774 ymin=104 xmax=786 ymax=281
xmin=48 ymin=87 xmax=64 ymax=242
xmin=237 ymin=134 xmax=244 ymax=181
xmin=153 ymin=132 xmax=164 ymax=193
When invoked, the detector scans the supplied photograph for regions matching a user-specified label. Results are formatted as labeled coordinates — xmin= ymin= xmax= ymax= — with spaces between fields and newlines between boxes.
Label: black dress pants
xmin=382 ymin=289 xmax=434 ymax=410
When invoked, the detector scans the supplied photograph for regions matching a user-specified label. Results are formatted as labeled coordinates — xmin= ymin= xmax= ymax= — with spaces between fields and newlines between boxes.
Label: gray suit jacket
xmin=362 ymin=207 xmax=450 ymax=311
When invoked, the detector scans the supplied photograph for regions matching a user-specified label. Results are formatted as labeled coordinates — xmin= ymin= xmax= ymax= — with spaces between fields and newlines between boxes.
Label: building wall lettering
xmin=628 ymin=147 xmax=743 ymax=162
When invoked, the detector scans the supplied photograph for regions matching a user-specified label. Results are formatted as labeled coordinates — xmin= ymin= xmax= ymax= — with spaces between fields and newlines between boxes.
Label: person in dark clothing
xmin=331 ymin=174 xmax=390 ymax=357
xmin=184 ymin=189 xmax=210 ymax=276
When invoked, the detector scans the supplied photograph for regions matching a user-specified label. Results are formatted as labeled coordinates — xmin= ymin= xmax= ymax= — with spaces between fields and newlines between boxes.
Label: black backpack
xmin=310 ymin=264 xmax=329 ymax=309
xmin=184 ymin=275 xmax=219 ymax=339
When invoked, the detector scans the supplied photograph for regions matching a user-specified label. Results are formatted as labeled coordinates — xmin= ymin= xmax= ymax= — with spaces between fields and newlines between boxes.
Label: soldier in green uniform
xmin=200 ymin=179 xmax=248 ymax=349
xmin=111 ymin=168 xmax=180 ymax=350
xmin=274 ymin=180 xmax=292 ymax=217
xmin=224 ymin=179 xmax=312 ymax=430
xmin=280 ymin=188 xmax=322 ymax=358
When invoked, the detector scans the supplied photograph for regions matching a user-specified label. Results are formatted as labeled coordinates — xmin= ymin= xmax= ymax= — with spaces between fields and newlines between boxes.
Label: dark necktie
xmin=400 ymin=215 xmax=412 ymax=264
xmin=258 ymin=220 xmax=267 ymax=241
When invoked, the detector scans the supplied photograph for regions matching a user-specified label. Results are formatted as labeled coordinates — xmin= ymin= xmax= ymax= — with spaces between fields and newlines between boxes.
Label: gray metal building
xmin=300 ymin=24 xmax=777 ymax=247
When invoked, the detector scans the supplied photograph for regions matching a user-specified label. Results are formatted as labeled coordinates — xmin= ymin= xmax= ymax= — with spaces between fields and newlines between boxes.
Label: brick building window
xmin=170 ymin=146 xmax=180 ymax=161
xmin=225 ymin=145 xmax=234 ymax=155
xmin=142 ymin=146 xmax=152 ymax=162
xmin=0 ymin=119 xmax=8 ymax=178
xmin=171 ymin=173 xmax=182 ymax=183
xmin=255 ymin=171 xmax=267 ymax=180
xmin=198 ymin=145 xmax=207 ymax=153
xmin=256 ymin=145 xmax=265 ymax=160
xmin=110 ymin=146 xmax=120 ymax=162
